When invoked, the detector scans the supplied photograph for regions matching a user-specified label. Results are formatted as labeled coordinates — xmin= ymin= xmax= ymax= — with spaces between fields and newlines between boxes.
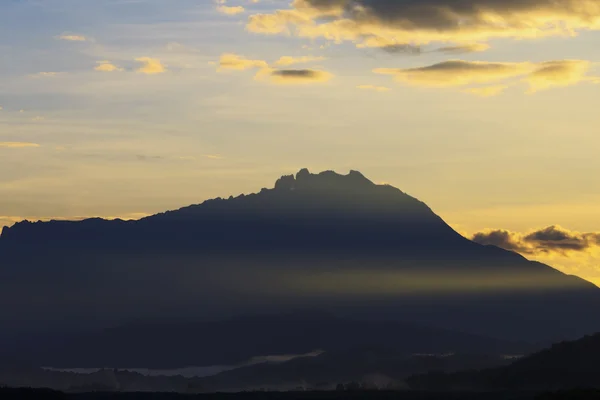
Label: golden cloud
xmin=274 ymin=55 xmax=326 ymax=66
xmin=0 ymin=142 xmax=40 ymax=148
xmin=375 ymin=59 xmax=595 ymax=94
xmin=95 ymin=62 xmax=123 ymax=72
xmin=218 ymin=53 xmax=269 ymax=71
xmin=524 ymin=60 xmax=592 ymax=92
xmin=135 ymin=57 xmax=167 ymax=75
xmin=247 ymin=0 xmax=600 ymax=49
xmin=217 ymin=5 xmax=245 ymax=15
xmin=374 ymin=60 xmax=535 ymax=87
xmin=472 ymin=226 xmax=600 ymax=256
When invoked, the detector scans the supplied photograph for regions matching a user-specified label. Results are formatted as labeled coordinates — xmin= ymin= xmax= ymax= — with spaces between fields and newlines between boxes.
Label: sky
xmin=1 ymin=0 xmax=600 ymax=283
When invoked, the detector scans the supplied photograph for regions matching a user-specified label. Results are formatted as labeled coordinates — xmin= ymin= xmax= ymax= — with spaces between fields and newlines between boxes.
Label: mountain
xmin=407 ymin=333 xmax=600 ymax=391
xmin=1 ymin=169 xmax=599 ymax=355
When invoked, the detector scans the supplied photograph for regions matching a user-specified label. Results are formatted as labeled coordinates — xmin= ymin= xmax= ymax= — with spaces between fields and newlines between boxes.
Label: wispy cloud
xmin=0 ymin=142 xmax=40 ymax=148
xmin=274 ymin=56 xmax=325 ymax=66
xmin=218 ymin=53 xmax=268 ymax=71
xmin=357 ymin=85 xmax=391 ymax=92
xmin=374 ymin=59 xmax=595 ymax=95
xmin=217 ymin=5 xmax=245 ymax=15
xmin=56 ymin=33 xmax=87 ymax=42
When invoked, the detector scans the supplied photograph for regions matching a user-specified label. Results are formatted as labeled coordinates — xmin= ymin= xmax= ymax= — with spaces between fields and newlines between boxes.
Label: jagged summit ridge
xmin=275 ymin=168 xmax=375 ymax=192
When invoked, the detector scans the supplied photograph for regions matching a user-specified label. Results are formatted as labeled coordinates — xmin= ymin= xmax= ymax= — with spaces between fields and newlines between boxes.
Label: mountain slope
xmin=0 ymin=169 xmax=598 ymax=347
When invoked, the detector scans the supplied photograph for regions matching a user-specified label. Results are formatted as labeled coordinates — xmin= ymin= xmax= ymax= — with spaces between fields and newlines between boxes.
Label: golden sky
xmin=1 ymin=0 xmax=599 ymax=283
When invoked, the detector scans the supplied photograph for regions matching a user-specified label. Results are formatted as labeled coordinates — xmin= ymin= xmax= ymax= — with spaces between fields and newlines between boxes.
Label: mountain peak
xmin=274 ymin=168 xmax=375 ymax=192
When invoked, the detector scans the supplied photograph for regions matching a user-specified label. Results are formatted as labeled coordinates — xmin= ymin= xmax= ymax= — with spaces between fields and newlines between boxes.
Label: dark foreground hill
xmin=407 ymin=333 xmax=600 ymax=391
xmin=1 ymin=387 xmax=583 ymax=400
xmin=1 ymin=169 xmax=599 ymax=366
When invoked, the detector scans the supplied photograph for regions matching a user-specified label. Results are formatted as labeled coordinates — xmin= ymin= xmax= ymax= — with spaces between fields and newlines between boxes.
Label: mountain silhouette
xmin=407 ymin=332 xmax=600 ymax=391
xmin=1 ymin=169 xmax=599 ymax=365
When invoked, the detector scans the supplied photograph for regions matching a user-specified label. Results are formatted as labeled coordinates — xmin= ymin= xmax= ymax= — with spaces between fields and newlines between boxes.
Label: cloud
xmin=0 ymin=142 xmax=40 ymax=148
xmin=374 ymin=59 xmax=595 ymax=94
xmin=56 ymin=34 xmax=87 ymax=42
xmin=524 ymin=60 xmax=593 ymax=92
xmin=135 ymin=57 xmax=167 ymax=74
xmin=374 ymin=60 xmax=534 ymax=87
xmin=256 ymin=68 xmax=333 ymax=84
xmin=31 ymin=72 xmax=60 ymax=78
xmin=472 ymin=230 xmax=531 ymax=253
xmin=357 ymin=85 xmax=391 ymax=92
xmin=218 ymin=53 xmax=269 ymax=71
xmin=378 ymin=44 xmax=423 ymax=55
xmin=436 ymin=43 xmax=491 ymax=54
xmin=95 ymin=61 xmax=123 ymax=72
xmin=217 ymin=53 xmax=332 ymax=85
xmin=247 ymin=0 xmax=600 ymax=49
xmin=274 ymin=55 xmax=326 ymax=66
xmin=472 ymin=226 xmax=600 ymax=256
xmin=463 ymin=85 xmax=509 ymax=97
xmin=217 ymin=5 xmax=245 ymax=15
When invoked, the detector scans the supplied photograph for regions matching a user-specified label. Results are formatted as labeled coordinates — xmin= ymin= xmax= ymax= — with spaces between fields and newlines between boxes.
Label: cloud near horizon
xmin=374 ymin=59 xmax=595 ymax=94
xmin=472 ymin=226 xmax=600 ymax=256
xmin=0 ymin=142 xmax=40 ymax=148
xmin=247 ymin=0 xmax=600 ymax=49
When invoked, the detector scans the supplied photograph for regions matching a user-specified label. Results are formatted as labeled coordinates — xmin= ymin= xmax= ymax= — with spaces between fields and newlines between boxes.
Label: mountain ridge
xmin=0 ymin=168 xmax=599 ymax=348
